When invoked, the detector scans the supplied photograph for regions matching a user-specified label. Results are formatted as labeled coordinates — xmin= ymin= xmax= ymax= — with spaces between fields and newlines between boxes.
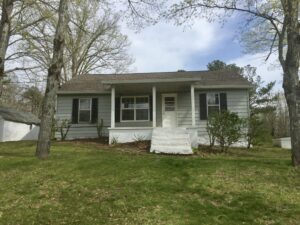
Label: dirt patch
xmin=112 ymin=141 xmax=151 ymax=153
xmin=59 ymin=138 xmax=150 ymax=153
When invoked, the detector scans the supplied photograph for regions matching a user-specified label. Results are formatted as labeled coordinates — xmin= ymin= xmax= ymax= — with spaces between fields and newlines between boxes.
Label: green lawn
xmin=0 ymin=141 xmax=300 ymax=225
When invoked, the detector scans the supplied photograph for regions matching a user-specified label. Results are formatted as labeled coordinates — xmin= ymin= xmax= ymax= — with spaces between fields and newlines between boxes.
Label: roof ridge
xmin=86 ymin=70 xmax=236 ymax=76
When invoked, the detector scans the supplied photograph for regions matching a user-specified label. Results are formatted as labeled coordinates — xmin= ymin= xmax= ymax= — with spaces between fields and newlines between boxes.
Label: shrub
xmin=207 ymin=111 xmax=244 ymax=152
xmin=111 ymin=136 xmax=119 ymax=145
xmin=56 ymin=119 xmax=72 ymax=141
xmin=96 ymin=118 xmax=104 ymax=139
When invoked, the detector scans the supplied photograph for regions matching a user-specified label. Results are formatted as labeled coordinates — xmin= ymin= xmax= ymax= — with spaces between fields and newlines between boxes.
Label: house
xmin=56 ymin=70 xmax=251 ymax=154
xmin=0 ymin=107 xmax=40 ymax=142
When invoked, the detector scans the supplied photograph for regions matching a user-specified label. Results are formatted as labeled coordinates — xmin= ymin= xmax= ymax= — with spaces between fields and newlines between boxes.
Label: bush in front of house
xmin=56 ymin=119 xmax=72 ymax=141
xmin=207 ymin=111 xmax=244 ymax=152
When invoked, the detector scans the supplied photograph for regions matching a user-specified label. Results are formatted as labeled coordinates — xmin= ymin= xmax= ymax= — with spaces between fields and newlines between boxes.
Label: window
xmin=121 ymin=96 xmax=149 ymax=121
xmin=79 ymin=98 xmax=91 ymax=123
xmin=121 ymin=97 xmax=134 ymax=121
xmin=164 ymin=97 xmax=175 ymax=111
xmin=207 ymin=93 xmax=220 ymax=116
xmin=200 ymin=93 xmax=227 ymax=120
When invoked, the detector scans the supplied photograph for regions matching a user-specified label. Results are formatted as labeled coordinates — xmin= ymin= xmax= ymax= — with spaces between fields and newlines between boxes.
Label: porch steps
xmin=150 ymin=128 xmax=193 ymax=154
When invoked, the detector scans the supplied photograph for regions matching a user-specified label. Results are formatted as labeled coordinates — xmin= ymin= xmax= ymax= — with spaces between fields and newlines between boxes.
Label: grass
xmin=0 ymin=141 xmax=300 ymax=225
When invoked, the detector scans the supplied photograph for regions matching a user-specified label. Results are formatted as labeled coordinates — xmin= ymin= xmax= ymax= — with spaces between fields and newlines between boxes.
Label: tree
xmin=18 ymin=0 xmax=132 ymax=83
xmin=0 ymin=0 xmax=49 ymax=96
xmin=22 ymin=86 xmax=43 ymax=116
xmin=64 ymin=1 xmax=132 ymax=80
xmin=274 ymin=92 xmax=290 ymax=138
xmin=36 ymin=0 xmax=68 ymax=159
xmin=243 ymin=65 xmax=277 ymax=116
xmin=207 ymin=60 xmax=242 ymax=74
xmin=167 ymin=0 xmax=300 ymax=166
xmin=0 ymin=0 xmax=14 ymax=96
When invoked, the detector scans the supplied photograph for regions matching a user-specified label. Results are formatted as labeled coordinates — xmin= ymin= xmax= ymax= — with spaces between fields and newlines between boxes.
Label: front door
xmin=162 ymin=94 xmax=177 ymax=127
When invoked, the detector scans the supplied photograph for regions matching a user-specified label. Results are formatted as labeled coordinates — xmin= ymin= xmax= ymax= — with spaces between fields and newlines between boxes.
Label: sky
xmin=122 ymin=17 xmax=283 ymax=90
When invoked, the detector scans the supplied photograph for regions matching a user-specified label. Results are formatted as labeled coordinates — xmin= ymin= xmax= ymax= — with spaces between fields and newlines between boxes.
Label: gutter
xmin=57 ymin=91 xmax=110 ymax=94
xmin=194 ymin=84 xmax=252 ymax=89
xmin=101 ymin=78 xmax=201 ymax=84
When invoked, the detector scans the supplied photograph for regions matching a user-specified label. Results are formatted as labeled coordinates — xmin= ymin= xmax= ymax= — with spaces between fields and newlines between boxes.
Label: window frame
xmin=207 ymin=93 xmax=221 ymax=117
xmin=78 ymin=98 xmax=92 ymax=123
xmin=120 ymin=96 xmax=150 ymax=122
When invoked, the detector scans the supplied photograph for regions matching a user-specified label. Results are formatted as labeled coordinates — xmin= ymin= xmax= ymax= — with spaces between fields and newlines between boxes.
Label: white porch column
xmin=152 ymin=86 xmax=157 ymax=127
xmin=111 ymin=86 xmax=115 ymax=128
xmin=191 ymin=84 xmax=196 ymax=127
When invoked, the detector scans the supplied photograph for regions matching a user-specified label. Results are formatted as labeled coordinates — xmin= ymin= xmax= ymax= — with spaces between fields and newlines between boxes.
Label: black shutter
xmin=149 ymin=96 xmax=153 ymax=121
xmin=220 ymin=93 xmax=227 ymax=111
xmin=199 ymin=93 xmax=207 ymax=120
xmin=91 ymin=98 xmax=98 ymax=123
xmin=115 ymin=97 xmax=120 ymax=123
xmin=72 ymin=98 xmax=79 ymax=124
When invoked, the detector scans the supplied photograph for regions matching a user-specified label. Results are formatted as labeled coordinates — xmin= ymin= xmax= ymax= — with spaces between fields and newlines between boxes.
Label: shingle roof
xmin=0 ymin=107 xmax=40 ymax=125
xmin=58 ymin=70 xmax=251 ymax=93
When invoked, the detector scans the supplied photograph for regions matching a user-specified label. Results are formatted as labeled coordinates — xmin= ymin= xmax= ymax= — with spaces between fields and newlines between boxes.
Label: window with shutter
xmin=72 ymin=99 xmax=79 ymax=124
xmin=200 ymin=92 xmax=227 ymax=120
xmin=91 ymin=98 xmax=98 ymax=123
xmin=199 ymin=93 xmax=207 ymax=120
xmin=78 ymin=98 xmax=91 ymax=123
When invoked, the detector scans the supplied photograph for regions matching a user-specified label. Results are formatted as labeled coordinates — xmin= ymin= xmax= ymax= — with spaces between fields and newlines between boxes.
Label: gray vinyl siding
xmin=177 ymin=92 xmax=194 ymax=127
xmin=196 ymin=90 xmax=249 ymax=136
xmin=55 ymin=89 xmax=249 ymax=140
xmin=55 ymin=94 xmax=111 ymax=140
xmin=156 ymin=94 xmax=162 ymax=127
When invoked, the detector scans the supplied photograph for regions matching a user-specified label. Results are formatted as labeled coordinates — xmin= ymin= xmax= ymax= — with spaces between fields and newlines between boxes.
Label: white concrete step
xmin=152 ymin=134 xmax=189 ymax=139
xmin=151 ymin=136 xmax=190 ymax=142
xmin=153 ymin=139 xmax=190 ymax=146
xmin=151 ymin=146 xmax=192 ymax=154
xmin=150 ymin=128 xmax=193 ymax=154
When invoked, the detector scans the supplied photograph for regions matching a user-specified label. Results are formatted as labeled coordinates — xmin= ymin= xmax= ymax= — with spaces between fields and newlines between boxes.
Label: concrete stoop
xmin=150 ymin=128 xmax=193 ymax=154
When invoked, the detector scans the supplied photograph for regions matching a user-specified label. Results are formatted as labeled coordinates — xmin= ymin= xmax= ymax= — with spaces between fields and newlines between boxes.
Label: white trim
xmin=111 ymin=87 xmax=115 ymax=128
xmin=120 ymin=96 xmax=150 ymax=122
xmin=152 ymin=86 xmax=156 ymax=127
xmin=108 ymin=127 xmax=153 ymax=130
xmin=162 ymin=93 xmax=177 ymax=127
xmin=194 ymin=84 xmax=251 ymax=89
xmin=78 ymin=98 xmax=92 ymax=123
xmin=191 ymin=85 xmax=196 ymax=127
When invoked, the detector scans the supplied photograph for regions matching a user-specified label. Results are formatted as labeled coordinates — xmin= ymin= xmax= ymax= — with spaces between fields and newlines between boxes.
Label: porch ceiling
xmin=114 ymin=82 xmax=192 ymax=95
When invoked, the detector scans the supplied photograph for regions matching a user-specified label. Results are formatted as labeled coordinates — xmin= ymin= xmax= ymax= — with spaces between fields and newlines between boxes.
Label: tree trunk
xmin=36 ymin=0 xmax=68 ymax=159
xmin=282 ymin=0 xmax=300 ymax=166
xmin=0 ymin=0 xmax=14 ymax=96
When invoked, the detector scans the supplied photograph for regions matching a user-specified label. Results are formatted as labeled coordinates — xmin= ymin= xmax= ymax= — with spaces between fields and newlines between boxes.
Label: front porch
xmin=108 ymin=81 xmax=197 ymax=129
xmin=107 ymin=81 xmax=199 ymax=151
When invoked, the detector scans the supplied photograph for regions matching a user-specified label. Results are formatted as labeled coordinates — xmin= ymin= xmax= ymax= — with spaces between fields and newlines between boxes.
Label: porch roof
xmin=57 ymin=70 xmax=251 ymax=94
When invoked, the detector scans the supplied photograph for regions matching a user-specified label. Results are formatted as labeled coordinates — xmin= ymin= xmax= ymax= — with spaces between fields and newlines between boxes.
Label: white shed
xmin=0 ymin=107 xmax=40 ymax=142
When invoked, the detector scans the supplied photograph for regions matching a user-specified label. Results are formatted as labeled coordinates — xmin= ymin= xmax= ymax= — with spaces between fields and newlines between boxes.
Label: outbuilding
xmin=0 ymin=107 xmax=40 ymax=142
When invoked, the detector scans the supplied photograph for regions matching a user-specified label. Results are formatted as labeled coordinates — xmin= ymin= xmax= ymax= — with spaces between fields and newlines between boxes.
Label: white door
xmin=162 ymin=94 xmax=177 ymax=127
